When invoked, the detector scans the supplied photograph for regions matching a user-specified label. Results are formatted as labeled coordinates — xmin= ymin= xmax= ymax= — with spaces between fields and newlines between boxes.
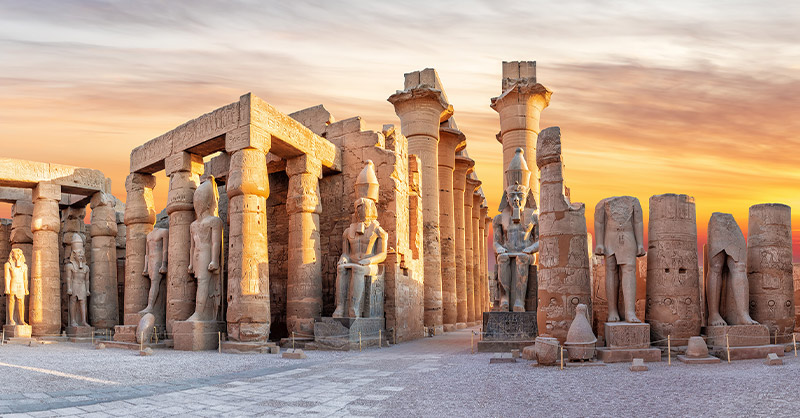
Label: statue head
xmin=70 ymin=247 xmax=86 ymax=268
xmin=194 ymin=176 xmax=219 ymax=218
xmin=500 ymin=148 xmax=535 ymax=222
xmin=8 ymin=248 xmax=25 ymax=268
xmin=354 ymin=198 xmax=378 ymax=224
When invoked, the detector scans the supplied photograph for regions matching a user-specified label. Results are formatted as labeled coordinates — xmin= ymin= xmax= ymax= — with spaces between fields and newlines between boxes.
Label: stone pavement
xmin=1 ymin=328 xmax=800 ymax=417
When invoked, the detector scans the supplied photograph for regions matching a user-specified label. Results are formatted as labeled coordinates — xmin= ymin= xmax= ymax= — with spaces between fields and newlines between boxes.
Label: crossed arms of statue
xmin=492 ymin=214 xmax=540 ymax=255
xmin=65 ymin=264 xmax=89 ymax=297
xmin=338 ymin=225 xmax=389 ymax=266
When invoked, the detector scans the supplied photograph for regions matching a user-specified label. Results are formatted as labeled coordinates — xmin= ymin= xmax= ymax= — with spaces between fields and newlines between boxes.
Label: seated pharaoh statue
xmin=492 ymin=148 xmax=539 ymax=312
xmin=187 ymin=177 xmax=224 ymax=322
xmin=332 ymin=161 xmax=388 ymax=318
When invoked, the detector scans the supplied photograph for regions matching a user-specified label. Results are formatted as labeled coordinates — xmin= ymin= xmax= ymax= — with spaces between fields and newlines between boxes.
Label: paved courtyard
xmin=1 ymin=328 xmax=798 ymax=417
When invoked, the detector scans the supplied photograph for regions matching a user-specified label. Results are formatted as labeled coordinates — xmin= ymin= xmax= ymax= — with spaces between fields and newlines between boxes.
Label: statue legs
xmin=140 ymin=273 xmax=162 ymax=315
xmin=513 ymin=254 xmax=531 ymax=312
xmin=605 ymin=255 xmax=639 ymax=322
xmin=16 ymin=297 xmax=26 ymax=325
xmin=69 ymin=296 xmax=88 ymax=327
xmin=706 ymin=251 xmax=727 ymax=326
xmin=348 ymin=266 xmax=369 ymax=318
xmin=187 ymin=274 xmax=211 ymax=322
xmin=333 ymin=264 xmax=351 ymax=318
xmin=497 ymin=254 xmax=511 ymax=311
xmin=7 ymin=296 xmax=22 ymax=325
xmin=726 ymin=254 xmax=757 ymax=325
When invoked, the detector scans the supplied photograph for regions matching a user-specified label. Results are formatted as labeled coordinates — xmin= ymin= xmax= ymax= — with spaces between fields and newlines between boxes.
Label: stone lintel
xmin=225 ymin=124 xmax=271 ymax=153
xmin=33 ymin=182 xmax=61 ymax=201
xmin=0 ymin=187 xmax=31 ymax=204
xmin=0 ymin=158 xmax=106 ymax=195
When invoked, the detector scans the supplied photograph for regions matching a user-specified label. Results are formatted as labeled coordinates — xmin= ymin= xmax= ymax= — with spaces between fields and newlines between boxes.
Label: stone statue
xmin=65 ymin=235 xmax=91 ymax=327
xmin=4 ymin=248 xmax=29 ymax=326
xmin=333 ymin=161 xmax=388 ymax=318
xmin=140 ymin=214 xmax=168 ymax=315
xmin=706 ymin=212 xmax=758 ymax=326
xmin=187 ymin=177 xmax=224 ymax=322
xmin=594 ymin=196 xmax=645 ymax=323
xmin=492 ymin=148 xmax=539 ymax=312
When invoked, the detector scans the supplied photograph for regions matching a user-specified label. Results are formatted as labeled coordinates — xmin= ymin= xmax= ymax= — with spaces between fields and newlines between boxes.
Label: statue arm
xmin=339 ymin=229 xmax=350 ymax=264
xmin=633 ymin=198 xmax=645 ymax=256
xmin=209 ymin=219 xmax=222 ymax=271
xmin=23 ymin=265 xmax=28 ymax=295
xmin=65 ymin=265 xmax=74 ymax=295
xmin=492 ymin=215 xmax=506 ymax=254
xmin=523 ymin=216 xmax=540 ymax=254
xmin=160 ymin=231 xmax=169 ymax=274
xmin=142 ymin=236 xmax=149 ymax=275
xmin=187 ymin=223 xmax=195 ymax=274
xmin=4 ymin=262 xmax=10 ymax=295
xmin=594 ymin=201 xmax=605 ymax=255
xmin=360 ymin=226 xmax=389 ymax=266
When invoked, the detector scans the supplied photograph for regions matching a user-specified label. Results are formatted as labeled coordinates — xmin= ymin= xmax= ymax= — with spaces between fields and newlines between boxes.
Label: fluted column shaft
xmin=453 ymin=156 xmax=474 ymax=327
xmin=438 ymin=128 xmax=466 ymax=332
xmin=464 ymin=177 xmax=480 ymax=325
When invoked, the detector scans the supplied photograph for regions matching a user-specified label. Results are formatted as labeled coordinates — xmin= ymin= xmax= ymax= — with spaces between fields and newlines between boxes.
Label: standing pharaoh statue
xmin=140 ymin=214 xmax=168 ymax=315
xmin=706 ymin=212 xmax=758 ymax=326
xmin=187 ymin=177 xmax=224 ymax=322
xmin=492 ymin=148 xmax=539 ymax=312
xmin=4 ymin=249 xmax=29 ymax=326
xmin=594 ymin=196 xmax=645 ymax=323
xmin=333 ymin=161 xmax=388 ymax=318
xmin=65 ymin=235 xmax=91 ymax=327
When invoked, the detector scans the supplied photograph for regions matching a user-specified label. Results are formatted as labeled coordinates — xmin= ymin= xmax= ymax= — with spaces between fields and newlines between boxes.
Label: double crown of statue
xmin=506 ymin=148 xmax=531 ymax=191
xmin=355 ymin=160 xmax=379 ymax=202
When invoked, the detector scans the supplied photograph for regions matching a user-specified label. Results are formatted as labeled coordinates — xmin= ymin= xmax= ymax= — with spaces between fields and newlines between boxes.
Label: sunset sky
xmin=1 ymin=1 xmax=799 ymax=257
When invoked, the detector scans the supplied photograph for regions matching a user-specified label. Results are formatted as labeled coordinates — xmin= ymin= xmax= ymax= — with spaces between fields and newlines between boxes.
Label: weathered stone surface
xmin=592 ymin=256 xmax=646 ymax=340
xmin=482 ymin=311 xmax=538 ymax=341
xmin=313 ymin=317 xmax=385 ymax=350
xmin=66 ymin=325 xmax=93 ymax=338
xmin=747 ymin=203 xmax=794 ymax=343
xmin=685 ymin=336 xmax=710 ymax=357
xmin=705 ymin=212 xmax=756 ymax=326
xmin=765 ymin=352 xmax=783 ymax=365
xmin=532 ymin=336 xmax=559 ymax=365
xmin=30 ymin=182 xmax=61 ymax=337
xmin=596 ymin=347 xmax=661 ymax=363
xmin=282 ymin=348 xmax=307 ymax=359
xmin=471 ymin=190 xmax=482 ymax=322
xmin=0 ymin=158 xmax=105 ymax=194
xmin=453 ymin=155 xmax=474 ymax=328
xmin=173 ymin=320 xmax=224 ymax=351
xmin=604 ymin=322 xmax=650 ymax=349
xmin=89 ymin=192 xmax=118 ymax=329
xmin=3 ymin=324 xmax=31 ymax=339
xmin=629 ymin=358 xmax=648 ymax=371
xmin=677 ymin=354 xmax=720 ymax=364
xmin=709 ymin=344 xmax=784 ymax=361
xmin=289 ymin=105 xmax=335 ymax=137
xmin=705 ymin=324 xmax=770 ymax=347
xmin=438 ymin=127 xmax=465 ymax=331
xmin=124 ymin=173 xmax=156 ymax=326
xmin=565 ymin=304 xmax=596 ymax=361
xmin=795 ymin=263 xmax=800 ymax=331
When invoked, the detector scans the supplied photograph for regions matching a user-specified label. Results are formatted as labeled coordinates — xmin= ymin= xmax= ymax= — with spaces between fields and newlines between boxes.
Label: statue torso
xmin=345 ymin=221 xmax=380 ymax=262
xmin=499 ymin=210 xmax=536 ymax=253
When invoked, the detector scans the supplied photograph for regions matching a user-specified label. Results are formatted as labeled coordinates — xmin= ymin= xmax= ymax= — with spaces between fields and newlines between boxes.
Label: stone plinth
xmin=604 ymin=322 xmax=650 ymax=349
xmin=477 ymin=311 xmax=537 ymax=352
xmin=66 ymin=325 xmax=94 ymax=342
xmin=173 ymin=320 xmax=223 ymax=351
xmin=704 ymin=324 xmax=770 ymax=347
xmin=221 ymin=341 xmax=279 ymax=354
xmin=113 ymin=324 xmax=137 ymax=343
xmin=596 ymin=347 xmax=661 ymax=363
xmin=313 ymin=317 xmax=385 ymax=351
xmin=3 ymin=324 xmax=32 ymax=339
xmin=677 ymin=354 xmax=720 ymax=364
xmin=709 ymin=345 xmax=784 ymax=361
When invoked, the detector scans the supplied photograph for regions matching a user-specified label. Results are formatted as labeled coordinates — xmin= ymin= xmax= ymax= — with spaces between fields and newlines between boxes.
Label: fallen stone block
xmin=282 ymin=348 xmax=307 ymax=359
xmin=630 ymin=358 xmax=648 ymax=372
xmin=765 ymin=353 xmax=782 ymax=366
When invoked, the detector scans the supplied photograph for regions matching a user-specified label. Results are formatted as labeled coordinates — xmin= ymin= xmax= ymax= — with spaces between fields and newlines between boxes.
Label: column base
xmin=443 ymin=324 xmax=456 ymax=332
xmin=4 ymin=324 xmax=32 ymax=339
xmin=456 ymin=322 xmax=467 ymax=330
xmin=173 ymin=320 xmax=224 ymax=351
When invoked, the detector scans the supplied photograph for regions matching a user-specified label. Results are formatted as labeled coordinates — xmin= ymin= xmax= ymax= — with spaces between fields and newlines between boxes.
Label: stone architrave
xmin=285 ymin=155 xmax=323 ymax=338
xmin=646 ymin=194 xmax=702 ymax=345
xmin=388 ymin=71 xmax=453 ymax=335
xmin=594 ymin=196 xmax=645 ymax=323
xmin=4 ymin=249 xmax=29 ymax=326
xmin=226 ymin=136 xmax=271 ymax=343
xmin=165 ymin=152 xmax=203 ymax=335
xmin=471 ymin=189 xmax=483 ymax=321
xmin=490 ymin=61 xmax=552 ymax=195
xmin=453 ymin=154 xmax=474 ymax=328
xmin=30 ymin=182 xmax=61 ymax=337
xmin=438 ymin=126 xmax=466 ymax=332
xmin=535 ymin=127 xmax=591 ymax=343
xmin=748 ymin=204 xmax=794 ymax=342
xmin=706 ymin=212 xmax=758 ymax=326
xmin=89 ymin=191 xmax=119 ymax=329
xmin=123 ymin=173 xmax=156 ymax=325
xmin=464 ymin=176 xmax=481 ymax=325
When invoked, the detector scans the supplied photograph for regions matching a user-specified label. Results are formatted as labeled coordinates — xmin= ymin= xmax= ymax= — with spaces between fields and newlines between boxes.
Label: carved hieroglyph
xmin=705 ymin=212 xmax=758 ymax=326
xmin=493 ymin=148 xmax=539 ymax=312
xmin=535 ymin=127 xmax=591 ymax=343
xmin=186 ymin=178 xmax=224 ymax=322
xmin=747 ymin=203 xmax=794 ymax=342
xmin=333 ymin=161 xmax=388 ymax=318
xmin=646 ymin=194 xmax=701 ymax=344
xmin=594 ymin=196 xmax=645 ymax=323
xmin=4 ymin=249 xmax=28 ymax=325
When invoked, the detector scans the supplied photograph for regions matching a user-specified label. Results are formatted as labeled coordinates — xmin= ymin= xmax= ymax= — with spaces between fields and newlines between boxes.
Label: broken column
xmin=646 ymin=193 xmax=702 ymax=345
xmin=535 ymin=127 xmax=591 ymax=343
xmin=438 ymin=125 xmax=466 ymax=332
xmin=165 ymin=152 xmax=203 ymax=335
xmin=30 ymin=182 xmax=61 ymax=336
xmin=748 ymin=203 xmax=795 ymax=343
xmin=225 ymin=128 xmax=271 ymax=345
xmin=453 ymin=154 xmax=474 ymax=328
xmin=465 ymin=176 xmax=482 ymax=325
xmin=122 ymin=173 xmax=156 ymax=326
xmin=286 ymin=155 xmax=323 ymax=339
xmin=490 ymin=61 xmax=552 ymax=194
xmin=89 ymin=191 xmax=119 ymax=329
xmin=388 ymin=69 xmax=453 ymax=335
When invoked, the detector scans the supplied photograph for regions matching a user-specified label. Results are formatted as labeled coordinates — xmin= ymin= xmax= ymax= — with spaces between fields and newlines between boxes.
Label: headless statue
xmin=140 ymin=215 xmax=168 ymax=315
xmin=333 ymin=161 xmax=388 ymax=318
xmin=493 ymin=148 xmax=539 ymax=312
xmin=594 ymin=196 xmax=645 ymax=323
xmin=187 ymin=177 xmax=223 ymax=322
xmin=66 ymin=243 xmax=91 ymax=327
xmin=4 ymin=248 xmax=29 ymax=326
xmin=706 ymin=212 xmax=758 ymax=326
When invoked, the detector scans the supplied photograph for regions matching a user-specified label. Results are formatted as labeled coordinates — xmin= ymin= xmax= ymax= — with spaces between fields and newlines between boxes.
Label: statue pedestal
xmin=221 ymin=341 xmax=280 ymax=354
xmin=704 ymin=324 xmax=784 ymax=360
xmin=113 ymin=325 xmax=137 ymax=343
xmin=477 ymin=311 xmax=538 ymax=352
xmin=3 ymin=324 xmax=32 ymax=339
xmin=596 ymin=322 xmax=661 ymax=363
xmin=105 ymin=324 xmax=169 ymax=350
xmin=311 ymin=317 xmax=386 ymax=351
xmin=173 ymin=320 xmax=224 ymax=351
xmin=66 ymin=325 xmax=94 ymax=343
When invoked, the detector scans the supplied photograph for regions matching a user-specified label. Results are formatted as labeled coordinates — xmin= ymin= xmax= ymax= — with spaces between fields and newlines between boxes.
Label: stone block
xmin=629 ymin=358 xmax=648 ymax=372
xmin=704 ymin=324 xmax=770 ymax=348
xmin=164 ymin=152 xmax=203 ymax=176
xmin=173 ymin=320 xmax=224 ymax=351
xmin=282 ymin=348 xmax=307 ymax=359
xmin=596 ymin=347 xmax=661 ymax=363
xmin=604 ymin=322 xmax=650 ymax=349
xmin=313 ymin=317 xmax=385 ymax=351
xmin=710 ymin=344 xmax=785 ymax=361
xmin=511 ymin=349 xmax=520 ymax=358
xmin=113 ymin=325 xmax=137 ymax=343
xmin=225 ymin=124 xmax=271 ymax=153
xmin=32 ymin=182 xmax=61 ymax=201
xmin=3 ymin=324 xmax=32 ymax=339
xmin=765 ymin=352 xmax=783 ymax=365
xmin=221 ymin=341 xmax=279 ymax=354
xmin=482 ymin=311 xmax=538 ymax=341
xmin=66 ymin=325 xmax=94 ymax=338
xmin=489 ymin=354 xmax=516 ymax=364
xmin=677 ymin=354 xmax=721 ymax=364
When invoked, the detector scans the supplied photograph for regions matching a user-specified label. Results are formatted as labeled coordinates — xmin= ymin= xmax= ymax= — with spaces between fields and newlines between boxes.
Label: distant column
xmin=480 ymin=204 xmax=489 ymax=312
xmin=453 ymin=155 xmax=474 ymax=328
xmin=89 ymin=191 xmax=119 ymax=329
xmin=464 ymin=176 xmax=481 ymax=325
xmin=123 ymin=173 xmax=156 ymax=325
xmin=438 ymin=127 xmax=466 ymax=332
xmin=30 ymin=182 xmax=61 ymax=336
xmin=471 ymin=190 xmax=482 ymax=323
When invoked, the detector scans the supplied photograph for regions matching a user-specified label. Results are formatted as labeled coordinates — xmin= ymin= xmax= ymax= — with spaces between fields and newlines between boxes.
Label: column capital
xmin=286 ymin=154 xmax=322 ymax=179
xmin=465 ymin=177 xmax=482 ymax=194
xmin=388 ymin=87 xmax=453 ymax=140
xmin=454 ymin=155 xmax=475 ymax=183
xmin=490 ymin=82 xmax=552 ymax=115
xmin=226 ymin=124 xmax=271 ymax=153
xmin=32 ymin=182 xmax=61 ymax=201
xmin=438 ymin=127 xmax=466 ymax=169
xmin=124 ymin=173 xmax=156 ymax=226
xmin=227 ymin=147 xmax=269 ymax=199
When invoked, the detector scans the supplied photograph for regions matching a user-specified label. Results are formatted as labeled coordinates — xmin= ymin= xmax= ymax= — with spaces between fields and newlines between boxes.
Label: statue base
xmin=66 ymin=326 xmax=94 ymax=343
xmin=311 ymin=317 xmax=386 ymax=351
xmin=221 ymin=340 xmax=280 ymax=354
xmin=477 ymin=311 xmax=537 ymax=353
xmin=704 ymin=324 xmax=770 ymax=347
xmin=173 ymin=320 xmax=224 ymax=351
xmin=3 ymin=324 xmax=32 ymax=339
xmin=597 ymin=322 xmax=661 ymax=363
xmin=113 ymin=325 xmax=137 ymax=343
xmin=677 ymin=354 xmax=721 ymax=364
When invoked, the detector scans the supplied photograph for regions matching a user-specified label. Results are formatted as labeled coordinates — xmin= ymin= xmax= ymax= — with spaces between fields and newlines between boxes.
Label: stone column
xmin=471 ymin=189 xmax=483 ymax=323
xmin=10 ymin=200 xmax=33 ymax=324
xmin=30 ymin=182 xmax=61 ymax=336
xmin=285 ymin=155 xmax=322 ymax=338
xmin=165 ymin=152 xmax=203 ymax=335
xmin=438 ymin=127 xmax=466 ymax=332
xmin=0 ymin=220 xmax=11 ymax=323
xmin=89 ymin=192 xmax=119 ymax=329
xmin=490 ymin=61 xmax=552 ymax=194
xmin=226 ymin=136 xmax=271 ymax=342
xmin=748 ymin=203 xmax=794 ymax=343
xmin=123 ymin=173 xmax=156 ymax=325
xmin=464 ymin=177 xmax=481 ymax=325
xmin=389 ymin=85 xmax=452 ymax=335
xmin=646 ymin=194 xmax=701 ymax=345
xmin=480 ymin=204 xmax=489 ymax=312
xmin=453 ymin=155 xmax=474 ymax=329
